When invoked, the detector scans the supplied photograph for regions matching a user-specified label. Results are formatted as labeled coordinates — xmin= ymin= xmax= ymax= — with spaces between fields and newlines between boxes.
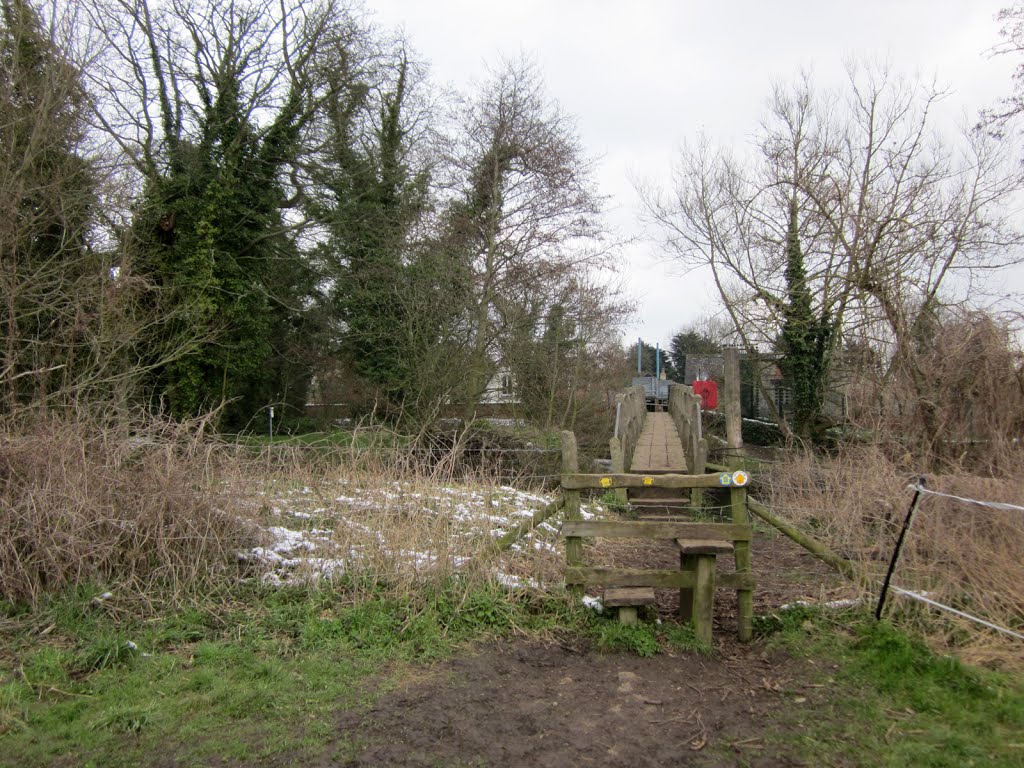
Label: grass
xmin=760 ymin=443 xmax=1024 ymax=667
xmin=0 ymin=581 xmax=580 ymax=768
xmin=755 ymin=605 xmax=1024 ymax=767
xmin=3 ymin=590 xmax=1022 ymax=767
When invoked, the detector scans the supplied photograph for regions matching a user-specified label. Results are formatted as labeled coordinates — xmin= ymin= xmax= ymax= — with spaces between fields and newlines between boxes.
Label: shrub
xmin=0 ymin=415 xmax=259 ymax=605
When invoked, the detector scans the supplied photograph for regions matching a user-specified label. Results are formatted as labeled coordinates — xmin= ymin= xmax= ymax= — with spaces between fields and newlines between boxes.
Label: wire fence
xmin=882 ymin=483 xmax=1024 ymax=642
xmin=753 ymin=455 xmax=1024 ymax=649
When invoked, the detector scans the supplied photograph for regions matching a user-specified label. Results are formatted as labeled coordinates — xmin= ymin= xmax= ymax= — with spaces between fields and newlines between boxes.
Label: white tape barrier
xmin=908 ymin=485 xmax=1024 ymax=514
xmin=890 ymin=586 xmax=1024 ymax=642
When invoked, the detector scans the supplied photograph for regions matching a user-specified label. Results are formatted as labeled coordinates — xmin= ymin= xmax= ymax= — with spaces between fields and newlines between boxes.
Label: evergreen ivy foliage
xmin=128 ymin=5 xmax=314 ymax=428
xmin=315 ymin=53 xmax=435 ymax=413
xmin=3 ymin=2 xmax=624 ymax=429
xmin=778 ymin=197 xmax=831 ymax=439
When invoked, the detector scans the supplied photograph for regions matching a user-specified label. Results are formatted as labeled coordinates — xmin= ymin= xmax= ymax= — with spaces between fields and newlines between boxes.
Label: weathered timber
xmin=676 ymin=538 xmax=734 ymax=555
xmin=614 ymin=386 xmax=647 ymax=471
xmin=724 ymin=347 xmax=743 ymax=452
xmin=617 ymin=606 xmax=639 ymax=625
xmin=629 ymin=412 xmax=686 ymax=473
xmin=609 ymin=435 xmax=627 ymax=505
xmin=495 ymin=499 xmax=564 ymax=551
xmin=561 ymin=472 xmax=748 ymax=490
xmin=731 ymin=485 xmax=753 ymax=642
xmin=560 ymin=520 xmax=752 ymax=541
xmin=701 ymin=464 xmax=860 ymax=581
xmin=679 ymin=553 xmax=696 ymax=622
xmin=746 ymin=497 xmax=857 ymax=580
xmin=606 ymin=587 xmax=655 ymax=625
xmin=692 ymin=555 xmax=716 ymax=645
xmin=565 ymin=567 xmax=756 ymax=590
xmin=561 ymin=431 xmax=583 ymax=598
xmin=604 ymin=587 xmax=656 ymax=607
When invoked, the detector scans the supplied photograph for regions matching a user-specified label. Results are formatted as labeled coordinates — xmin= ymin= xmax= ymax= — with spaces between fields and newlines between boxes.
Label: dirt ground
xmin=330 ymin=531 xmax=858 ymax=768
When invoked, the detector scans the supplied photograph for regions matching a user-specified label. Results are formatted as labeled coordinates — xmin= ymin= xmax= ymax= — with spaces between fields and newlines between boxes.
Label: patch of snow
xmin=266 ymin=526 xmax=318 ymax=552
xmin=494 ymin=571 xmax=541 ymax=590
xmin=582 ymin=595 xmax=603 ymax=613
xmin=778 ymin=598 xmax=863 ymax=611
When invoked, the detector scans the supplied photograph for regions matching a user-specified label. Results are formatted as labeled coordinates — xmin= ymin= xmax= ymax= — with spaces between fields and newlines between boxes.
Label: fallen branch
xmin=745 ymin=497 xmax=857 ymax=580
xmin=494 ymin=499 xmax=565 ymax=551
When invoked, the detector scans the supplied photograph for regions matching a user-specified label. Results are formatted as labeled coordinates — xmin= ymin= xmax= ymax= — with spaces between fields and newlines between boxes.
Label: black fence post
xmin=875 ymin=477 xmax=926 ymax=620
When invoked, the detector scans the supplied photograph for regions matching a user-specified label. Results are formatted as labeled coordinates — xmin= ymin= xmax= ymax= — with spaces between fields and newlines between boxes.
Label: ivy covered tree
xmin=778 ymin=196 xmax=830 ymax=438
xmin=93 ymin=0 xmax=343 ymax=426
xmin=312 ymin=46 xmax=434 ymax=412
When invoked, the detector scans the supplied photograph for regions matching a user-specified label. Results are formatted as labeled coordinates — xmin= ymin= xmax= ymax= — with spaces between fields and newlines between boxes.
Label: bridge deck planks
xmin=629 ymin=412 xmax=686 ymax=472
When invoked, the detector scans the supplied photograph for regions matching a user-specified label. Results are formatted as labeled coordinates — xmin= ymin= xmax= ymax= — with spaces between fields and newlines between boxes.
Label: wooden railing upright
xmin=609 ymin=385 xmax=646 ymax=503
xmin=668 ymin=383 xmax=709 ymax=506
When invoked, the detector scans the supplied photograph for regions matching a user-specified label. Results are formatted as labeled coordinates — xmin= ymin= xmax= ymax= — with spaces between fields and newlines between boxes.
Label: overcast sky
xmin=369 ymin=0 xmax=1021 ymax=347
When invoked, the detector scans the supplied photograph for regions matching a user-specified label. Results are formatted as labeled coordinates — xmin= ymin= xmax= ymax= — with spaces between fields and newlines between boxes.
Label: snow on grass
xmin=241 ymin=478 xmax=606 ymax=587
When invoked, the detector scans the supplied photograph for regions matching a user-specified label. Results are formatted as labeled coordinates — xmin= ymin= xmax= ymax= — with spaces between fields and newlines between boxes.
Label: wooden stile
xmin=561 ymin=383 xmax=757 ymax=643
xmin=731 ymin=484 xmax=753 ymax=642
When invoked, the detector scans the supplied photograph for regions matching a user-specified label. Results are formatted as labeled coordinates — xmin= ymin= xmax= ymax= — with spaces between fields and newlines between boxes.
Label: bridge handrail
xmin=610 ymin=385 xmax=646 ymax=477
xmin=668 ymin=383 xmax=708 ymax=475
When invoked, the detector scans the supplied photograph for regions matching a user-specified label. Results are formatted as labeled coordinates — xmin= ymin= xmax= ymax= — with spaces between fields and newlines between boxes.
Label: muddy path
xmin=329 ymin=531 xmax=856 ymax=768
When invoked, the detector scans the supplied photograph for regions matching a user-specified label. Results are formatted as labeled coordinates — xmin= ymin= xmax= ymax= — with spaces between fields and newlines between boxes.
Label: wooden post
xmin=689 ymin=391 xmax=704 ymax=508
xmin=678 ymin=552 xmax=696 ymax=622
xmin=562 ymin=430 xmax=583 ymax=598
xmin=609 ymin=436 xmax=627 ymax=505
xmin=692 ymin=555 xmax=716 ymax=646
xmin=724 ymin=347 xmax=743 ymax=461
xmin=731 ymin=485 xmax=753 ymax=642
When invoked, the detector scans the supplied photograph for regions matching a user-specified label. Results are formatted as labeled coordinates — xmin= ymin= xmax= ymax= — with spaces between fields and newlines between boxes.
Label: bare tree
xmin=439 ymin=56 xmax=612 ymax=421
xmin=642 ymin=63 xmax=1024 ymax=444
xmin=982 ymin=3 xmax=1024 ymax=135
xmin=501 ymin=272 xmax=632 ymax=432
xmin=0 ymin=0 xmax=97 ymax=412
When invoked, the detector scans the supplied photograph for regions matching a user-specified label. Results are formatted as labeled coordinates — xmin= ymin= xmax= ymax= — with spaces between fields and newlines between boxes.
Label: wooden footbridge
xmin=560 ymin=380 xmax=755 ymax=643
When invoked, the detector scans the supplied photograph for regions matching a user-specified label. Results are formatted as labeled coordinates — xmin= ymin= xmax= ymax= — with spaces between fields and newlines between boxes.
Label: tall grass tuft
xmin=0 ymin=415 xmax=260 ymax=606
xmin=763 ymin=444 xmax=1024 ymax=667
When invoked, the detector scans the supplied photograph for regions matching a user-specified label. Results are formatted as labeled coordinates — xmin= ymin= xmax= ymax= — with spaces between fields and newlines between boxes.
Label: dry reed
xmin=763 ymin=444 xmax=1024 ymax=667
xmin=0 ymin=415 xmax=259 ymax=606
xmin=224 ymin=439 xmax=566 ymax=601
xmin=0 ymin=413 xmax=567 ymax=611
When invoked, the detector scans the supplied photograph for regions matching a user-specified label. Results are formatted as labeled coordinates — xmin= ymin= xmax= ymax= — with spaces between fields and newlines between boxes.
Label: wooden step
xmin=676 ymin=538 xmax=734 ymax=555
xmin=603 ymin=587 xmax=656 ymax=607
xmin=604 ymin=586 xmax=656 ymax=626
